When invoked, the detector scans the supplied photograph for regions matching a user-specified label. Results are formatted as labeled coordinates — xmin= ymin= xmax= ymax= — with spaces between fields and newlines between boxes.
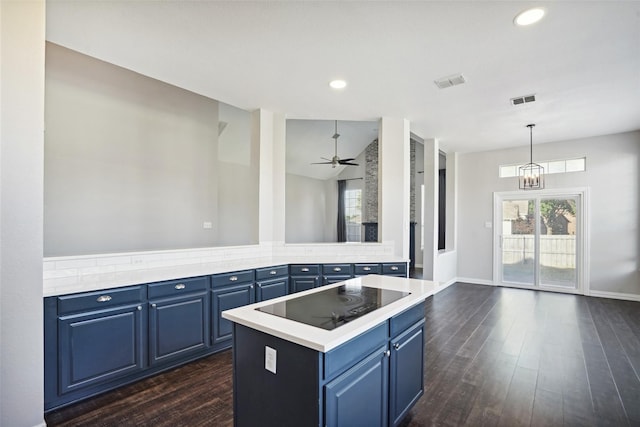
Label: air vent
xmin=434 ymin=74 xmax=466 ymax=89
xmin=510 ymin=94 xmax=536 ymax=106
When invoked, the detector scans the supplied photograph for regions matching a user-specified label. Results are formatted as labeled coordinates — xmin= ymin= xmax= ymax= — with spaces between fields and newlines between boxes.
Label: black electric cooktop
xmin=256 ymin=284 xmax=410 ymax=330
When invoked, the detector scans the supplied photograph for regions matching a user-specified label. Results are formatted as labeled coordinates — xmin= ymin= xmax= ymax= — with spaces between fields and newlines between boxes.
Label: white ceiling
xmin=46 ymin=1 xmax=640 ymax=157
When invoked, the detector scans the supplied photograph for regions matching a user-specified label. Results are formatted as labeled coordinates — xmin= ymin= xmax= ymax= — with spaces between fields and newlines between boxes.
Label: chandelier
xmin=519 ymin=124 xmax=544 ymax=190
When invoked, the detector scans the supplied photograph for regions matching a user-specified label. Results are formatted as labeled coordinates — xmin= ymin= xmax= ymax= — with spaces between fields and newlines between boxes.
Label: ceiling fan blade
xmin=339 ymin=158 xmax=356 ymax=162
xmin=311 ymin=161 xmax=334 ymax=165
xmin=339 ymin=161 xmax=359 ymax=166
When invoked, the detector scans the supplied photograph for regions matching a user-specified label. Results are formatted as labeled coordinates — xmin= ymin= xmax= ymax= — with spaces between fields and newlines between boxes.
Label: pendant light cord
xmin=527 ymin=123 xmax=535 ymax=163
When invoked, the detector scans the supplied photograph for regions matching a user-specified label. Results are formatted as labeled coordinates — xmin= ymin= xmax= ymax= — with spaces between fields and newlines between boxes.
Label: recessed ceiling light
xmin=514 ymin=8 xmax=545 ymax=26
xmin=329 ymin=80 xmax=347 ymax=89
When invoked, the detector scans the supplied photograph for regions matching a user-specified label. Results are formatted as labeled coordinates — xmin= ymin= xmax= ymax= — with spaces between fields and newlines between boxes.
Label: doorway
xmin=494 ymin=189 xmax=588 ymax=293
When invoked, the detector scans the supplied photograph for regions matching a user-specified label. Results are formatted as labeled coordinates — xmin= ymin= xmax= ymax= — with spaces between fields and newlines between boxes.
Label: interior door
xmin=495 ymin=190 xmax=585 ymax=293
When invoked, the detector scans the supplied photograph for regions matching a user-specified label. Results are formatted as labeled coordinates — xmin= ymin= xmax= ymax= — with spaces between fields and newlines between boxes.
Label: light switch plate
xmin=484 ymin=221 xmax=493 ymax=229
xmin=265 ymin=346 xmax=277 ymax=374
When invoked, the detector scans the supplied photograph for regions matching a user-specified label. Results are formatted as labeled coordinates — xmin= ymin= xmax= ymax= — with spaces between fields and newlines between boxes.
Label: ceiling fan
xmin=312 ymin=120 xmax=359 ymax=168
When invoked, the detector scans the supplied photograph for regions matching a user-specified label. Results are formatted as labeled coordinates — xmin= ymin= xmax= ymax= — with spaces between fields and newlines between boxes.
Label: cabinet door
xmin=289 ymin=276 xmax=318 ymax=294
xmin=212 ymin=283 xmax=254 ymax=347
xmin=389 ymin=322 xmax=424 ymax=426
xmin=325 ymin=346 xmax=389 ymax=427
xmin=255 ymin=277 xmax=289 ymax=302
xmin=58 ymin=303 xmax=145 ymax=395
xmin=149 ymin=291 xmax=210 ymax=366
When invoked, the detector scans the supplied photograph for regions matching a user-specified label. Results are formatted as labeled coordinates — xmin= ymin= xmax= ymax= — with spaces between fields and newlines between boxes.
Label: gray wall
xmin=44 ymin=43 xmax=259 ymax=256
xmin=457 ymin=130 xmax=640 ymax=295
xmin=285 ymin=173 xmax=334 ymax=243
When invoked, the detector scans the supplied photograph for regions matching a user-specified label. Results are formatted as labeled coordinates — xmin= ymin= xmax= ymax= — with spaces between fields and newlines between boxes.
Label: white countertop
xmin=222 ymin=275 xmax=437 ymax=353
xmin=43 ymin=254 xmax=407 ymax=297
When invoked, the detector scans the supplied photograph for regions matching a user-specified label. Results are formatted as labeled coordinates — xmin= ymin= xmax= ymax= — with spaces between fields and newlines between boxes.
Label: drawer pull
xmin=230 ymin=276 xmax=238 ymax=281
xmin=270 ymin=270 xmax=277 ymax=275
xmin=137 ymin=305 xmax=142 ymax=311
xmin=394 ymin=343 xmax=400 ymax=350
xmin=363 ymin=267 xmax=371 ymax=271
xmin=151 ymin=303 xmax=157 ymax=308
xmin=333 ymin=267 xmax=342 ymax=272
xmin=174 ymin=284 xmax=186 ymax=290
xmin=301 ymin=268 xmax=310 ymax=272
xmin=96 ymin=295 xmax=112 ymax=303
xmin=391 ymin=266 xmax=399 ymax=271
xmin=384 ymin=350 xmax=391 ymax=357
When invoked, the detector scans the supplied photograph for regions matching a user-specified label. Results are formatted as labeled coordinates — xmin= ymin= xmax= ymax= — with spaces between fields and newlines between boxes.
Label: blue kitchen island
xmin=222 ymin=275 xmax=438 ymax=427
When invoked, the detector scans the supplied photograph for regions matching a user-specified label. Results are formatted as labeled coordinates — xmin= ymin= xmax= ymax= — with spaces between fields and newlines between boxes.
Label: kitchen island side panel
xmin=233 ymin=324 xmax=322 ymax=427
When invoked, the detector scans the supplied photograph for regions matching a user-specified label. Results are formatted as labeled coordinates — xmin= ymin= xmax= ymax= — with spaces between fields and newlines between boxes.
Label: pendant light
xmin=518 ymin=124 xmax=544 ymax=190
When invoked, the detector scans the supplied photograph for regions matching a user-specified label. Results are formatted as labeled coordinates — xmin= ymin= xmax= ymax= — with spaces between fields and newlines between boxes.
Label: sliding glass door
xmin=495 ymin=190 xmax=586 ymax=293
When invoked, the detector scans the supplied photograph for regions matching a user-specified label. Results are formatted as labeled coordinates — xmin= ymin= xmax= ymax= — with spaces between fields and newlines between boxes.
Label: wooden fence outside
xmin=502 ymin=235 xmax=576 ymax=268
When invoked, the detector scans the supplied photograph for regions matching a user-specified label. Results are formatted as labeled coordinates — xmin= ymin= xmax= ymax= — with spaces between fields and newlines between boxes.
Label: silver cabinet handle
xmin=384 ymin=350 xmax=391 ymax=357
xmin=230 ymin=276 xmax=238 ymax=281
xmin=270 ymin=270 xmax=277 ymax=275
xmin=137 ymin=305 xmax=142 ymax=311
xmin=301 ymin=268 xmax=310 ymax=272
xmin=391 ymin=266 xmax=399 ymax=271
xmin=174 ymin=284 xmax=186 ymax=290
xmin=250 ymin=285 xmax=254 ymax=289
xmin=151 ymin=303 xmax=157 ymax=308
xmin=333 ymin=267 xmax=341 ymax=272
xmin=394 ymin=343 xmax=400 ymax=350
xmin=363 ymin=267 xmax=371 ymax=271
xmin=96 ymin=295 xmax=112 ymax=303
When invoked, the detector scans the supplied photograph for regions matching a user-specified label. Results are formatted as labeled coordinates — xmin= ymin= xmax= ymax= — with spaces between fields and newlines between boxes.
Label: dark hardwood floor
xmin=45 ymin=283 xmax=640 ymax=426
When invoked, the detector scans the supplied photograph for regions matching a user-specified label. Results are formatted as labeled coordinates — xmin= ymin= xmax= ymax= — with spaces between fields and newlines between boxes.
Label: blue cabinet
xmin=255 ymin=265 xmax=289 ymax=302
xmin=47 ymin=286 xmax=147 ymax=408
xmin=44 ymin=260 xmax=410 ymax=412
xmin=354 ymin=263 xmax=382 ymax=276
xmin=389 ymin=320 xmax=425 ymax=426
xmin=325 ymin=345 xmax=390 ymax=427
xmin=231 ymin=301 xmax=426 ymax=427
xmin=211 ymin=270 xmax=255 ymax=351
xmin=148 ymin=277 xmax=210 ymax=366
xmin=382 ymin=262 xmax=408 ymax=277
xmin=289 ymin=264 xmax=320 ymax=293
xmin=322 ymin=263 xmax=353 ymax=285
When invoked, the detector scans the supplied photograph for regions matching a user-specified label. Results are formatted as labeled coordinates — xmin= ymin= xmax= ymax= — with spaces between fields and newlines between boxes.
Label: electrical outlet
xmin=265 ymin=346 xmax=277 ymax=374
xmin=203 ymin=222 xmax=212 ymax=229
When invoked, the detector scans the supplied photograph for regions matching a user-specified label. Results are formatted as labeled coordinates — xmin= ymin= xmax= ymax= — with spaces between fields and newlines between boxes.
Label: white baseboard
xmin=588 ymin=290 xmax=640 ymax=302
xmin=435 ymin=278 xmax=457 ymax=293
xmin=455 ymin=277 xmax=495 ymax=286
xmin=451 ymin=278 xmax=640 ymax=302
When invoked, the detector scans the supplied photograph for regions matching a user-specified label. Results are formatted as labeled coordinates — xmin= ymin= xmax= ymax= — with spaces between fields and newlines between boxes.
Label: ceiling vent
xmin=434 ymin=74 xmax=466 ymax=89
xmin=511 ymin=94 xmax=536 ymax=106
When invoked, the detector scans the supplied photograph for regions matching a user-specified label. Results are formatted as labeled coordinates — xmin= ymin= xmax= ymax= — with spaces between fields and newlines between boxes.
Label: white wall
xmin=0 ymin=1 xmax=46 ymax=425
xmin=379 ymin=118 xmax=410 ymax=258
xmin=458 ymin=130 xmax=640 ymax=296
xmin=44 ymin=43 xmax=233 ymax=255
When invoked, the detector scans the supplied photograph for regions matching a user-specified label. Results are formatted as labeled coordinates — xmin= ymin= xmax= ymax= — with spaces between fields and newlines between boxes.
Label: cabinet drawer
xmin=148 ymin=276 xmax=210 ymax=299
xmin=354 ymin=263 xmax=381 ymax=275
xmin=382 ymin=262 xmax=407 ymax=276
xmin=289 ymin=264 xmax=320 ymax=276
xmin=390 ymin=302 xmax=425 ymax=338
xmin=212 ymin=270 xmax=255 ymax=287
xmin=324 ymin=321 xmax=388 ymax=380
xmin=58 ymin=286 xmax=145 ymax=315
xmin=255 ymin=265 xmax=288 ymax=280
xmin=322 ymin=264 xmax=352 ymax=276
